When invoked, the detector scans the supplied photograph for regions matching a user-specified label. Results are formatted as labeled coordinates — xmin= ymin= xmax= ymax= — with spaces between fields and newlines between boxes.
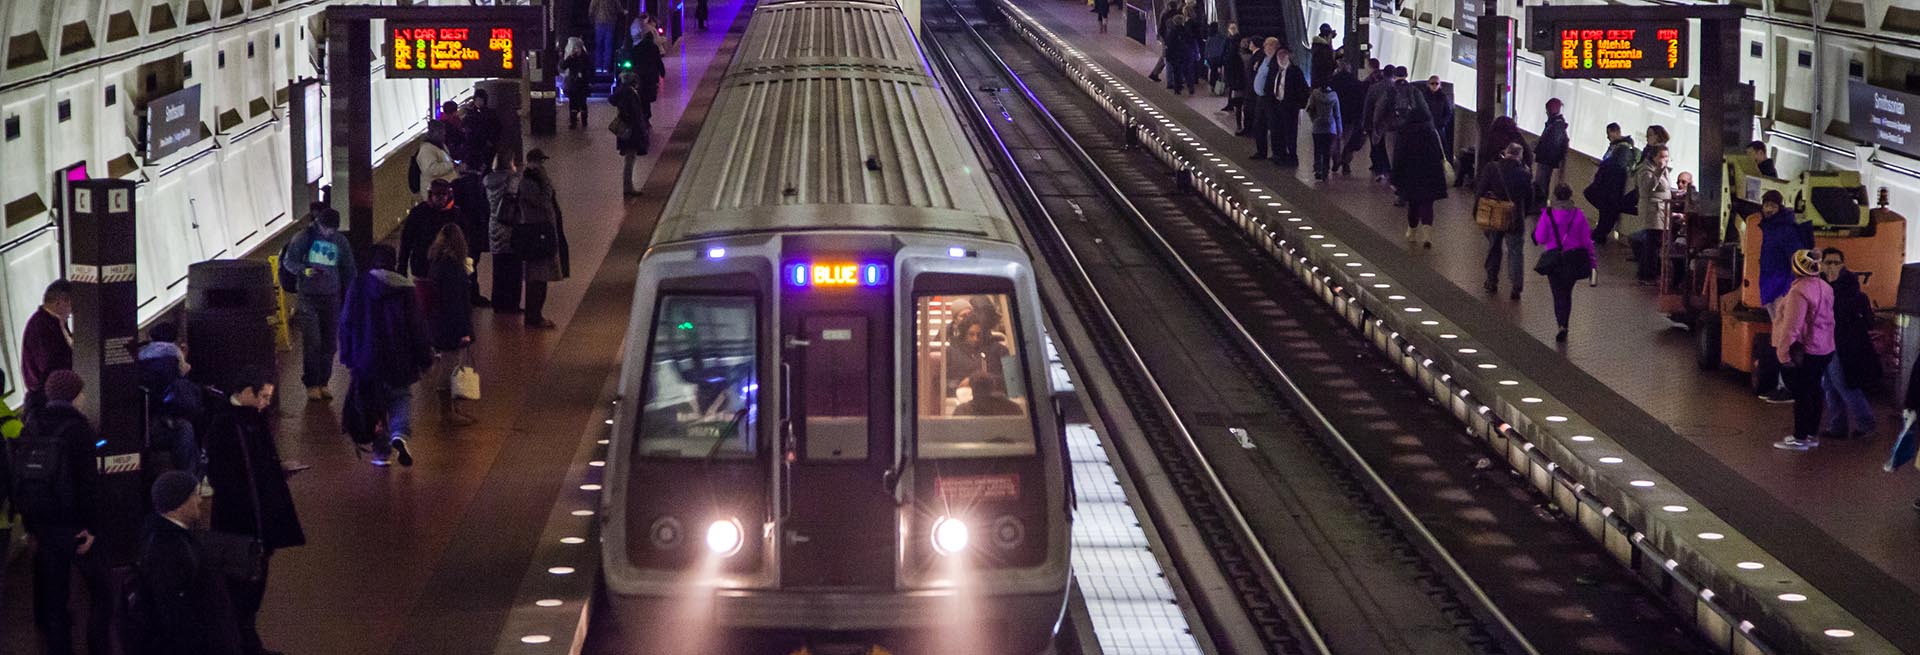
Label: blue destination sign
xmin=146 ymin=85 xmax=203 ymax=161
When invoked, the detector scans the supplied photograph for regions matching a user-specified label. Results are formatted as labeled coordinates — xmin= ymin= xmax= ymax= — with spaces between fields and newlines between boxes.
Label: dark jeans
xmin=1369 ymin=135 xmax=1391 ymax=174
xmin=526 ymin=280 xmax=550 ymax=325
xmin=295 ymin=293 xmax=341 ymax=389
xmin=1406 ymin=199 xmax=1434 ymax=228
xmin=1784 ymin=353 xmax=1832 ymax=439
xmin=1549 ymin=274 xmax=1579 ymax=328
xmin=492 ymin=253 xmax=524 ymax=312
xmin=594 ymin=23 xmax=618 ymax=71
xmin=1629 ymin=229 xmax=1665 ymax=281
xmin=232 ymin=550 xmax=273 ymax=653
xmin=1484 ymin=228 xmax=1525 ymax=292
xmin=1312 ymin=133 xmax=1335 ymax=176
xmin=468 ymin=250 xmax=488 ymax=302
xmin=1592 ymin=210 xmax=1621 ymax=243
xmin=31 ymin=530 xmax=110 ymax=655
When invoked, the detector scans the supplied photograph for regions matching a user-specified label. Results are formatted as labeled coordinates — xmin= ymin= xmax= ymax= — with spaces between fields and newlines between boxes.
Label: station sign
xmin=144 ymin=85 xmax=203 ymax=161
xmin=1545 ymin=20 xmax=1689 ymax=79
xmin=1848 ymin=79 xmax=1920 ymax=159
xmin=386 ymin=21 xmax=518 ymax=78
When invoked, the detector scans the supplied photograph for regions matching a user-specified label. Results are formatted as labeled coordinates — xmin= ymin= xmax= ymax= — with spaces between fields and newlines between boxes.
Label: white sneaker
xmin=1773 ymin=436 xmax=1818 ymax=451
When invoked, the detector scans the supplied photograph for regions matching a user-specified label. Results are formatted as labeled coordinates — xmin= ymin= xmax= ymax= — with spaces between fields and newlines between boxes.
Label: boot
xmin=1405 ymin=226 xmax=1416 ymax=242
xmin=1417 ymin=225 xmax=1433 ymax=248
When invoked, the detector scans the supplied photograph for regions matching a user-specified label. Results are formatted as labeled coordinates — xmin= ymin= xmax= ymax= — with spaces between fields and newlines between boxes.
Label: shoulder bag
xmin=1475 ymin=168 xmax=1518 ymax=232
xmin=1533 ymin=209 xmax=1590 ymax=278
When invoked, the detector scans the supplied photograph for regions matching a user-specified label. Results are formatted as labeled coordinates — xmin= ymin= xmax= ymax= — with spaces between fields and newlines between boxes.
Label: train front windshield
xmin=636 ymin=295 xmax=760 ymax=459
xmin=914 ymin=293 xmax=1036 ymax=459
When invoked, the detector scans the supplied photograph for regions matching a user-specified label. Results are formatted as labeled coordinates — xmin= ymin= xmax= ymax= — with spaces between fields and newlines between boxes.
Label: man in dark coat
xmin=397 ymin=179 xmax=460 ymax=278
xmin=340 ymin=245 xmax=435 ymax=468
xmin=450 ymin=167 xmax=492 ymax=306
xmin=1270 ymin=45 xmax=1310 ymax=165
xmin=461 ymin=90 xmax=501 ymax=169
xmin=1422 ymin=76 xmax=1454 ymax=166
xmin=1328 ymin=60 xmax=1367 ymax=174
xmin=1534 ymin=98 xmax=1571 ymax=198
xmin=20 ymin=370 xmax=110 ymax=655
xmin=1584 ymin=123 xmax=1636 ymax=243
xmin=137 ymin=471 xmax=243 ymax=655
xmin=1819 ymin=248 xmax=1878 ymax=438
xmin=203 ymin=368 xmax=303 ymax=655
xmin=20 ymin=280 xmax=73 ymax=417
xmin=1309 ymin=24 xmax=1337 ymax=86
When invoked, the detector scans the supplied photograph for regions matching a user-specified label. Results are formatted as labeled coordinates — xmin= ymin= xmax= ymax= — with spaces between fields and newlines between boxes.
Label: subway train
xmin=594 ymin=0 xmax=1071 ymax=652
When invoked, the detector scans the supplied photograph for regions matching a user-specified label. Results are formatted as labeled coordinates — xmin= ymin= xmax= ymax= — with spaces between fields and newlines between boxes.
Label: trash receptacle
xmin=185 ymin=259 xmax=278 ymax=392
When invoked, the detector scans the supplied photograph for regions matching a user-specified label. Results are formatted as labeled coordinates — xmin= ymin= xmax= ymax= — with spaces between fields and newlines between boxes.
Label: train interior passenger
xmin=915 ymin=294 xmax=1034 ymax=458
xmin=635 ymin=296 xmax=760 ymax=459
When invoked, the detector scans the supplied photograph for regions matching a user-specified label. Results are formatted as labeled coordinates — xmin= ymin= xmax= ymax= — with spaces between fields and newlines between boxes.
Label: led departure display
xmin=1547 ymin=20 xmax=1688 ymax=79
xmin=386 ymin=22 xmax=518 ymax=78
xmin=786 ymin=262 xmax=890 ymax=288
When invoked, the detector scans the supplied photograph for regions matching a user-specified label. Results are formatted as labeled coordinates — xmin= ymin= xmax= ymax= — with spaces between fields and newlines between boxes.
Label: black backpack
xmin=10 ymin=423 xmax=72 ymax=524
xmin=407 ymin=149 xmax=424 ymax=195
xmin=276 ymin=235 xmax=302 ymax=294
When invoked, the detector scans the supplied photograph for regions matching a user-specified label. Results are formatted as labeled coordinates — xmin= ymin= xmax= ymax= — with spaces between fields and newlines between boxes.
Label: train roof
xmin=652 ymin=0 xmax=1015 ymax=246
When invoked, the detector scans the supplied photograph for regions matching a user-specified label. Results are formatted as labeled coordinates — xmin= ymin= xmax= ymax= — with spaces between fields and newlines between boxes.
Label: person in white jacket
xmin=412 ymin=121 xmax=459 ymax=203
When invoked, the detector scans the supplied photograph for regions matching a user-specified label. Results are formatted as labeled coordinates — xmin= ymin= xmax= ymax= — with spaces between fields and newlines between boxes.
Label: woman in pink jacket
xmin=1772 ymin=249 xmax=1836 ymax=451
xmin=1531 ymin=184 xmax=1595 ymax=342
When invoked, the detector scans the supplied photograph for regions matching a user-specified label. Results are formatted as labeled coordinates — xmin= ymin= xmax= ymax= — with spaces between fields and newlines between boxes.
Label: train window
xmin=914 ymin=293 xmax=1035 ymax=459
xmin=635 ymin=295 xmax=760 ymax=460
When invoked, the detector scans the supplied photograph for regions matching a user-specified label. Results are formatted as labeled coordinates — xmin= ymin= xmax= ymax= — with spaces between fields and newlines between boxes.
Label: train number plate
xmin=935 ymin=473 xmax=1020 ymax=502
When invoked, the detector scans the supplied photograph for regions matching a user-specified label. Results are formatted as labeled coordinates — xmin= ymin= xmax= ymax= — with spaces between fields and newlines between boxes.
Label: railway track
xmin=923 ymin=2 xmax=1718 ymax=654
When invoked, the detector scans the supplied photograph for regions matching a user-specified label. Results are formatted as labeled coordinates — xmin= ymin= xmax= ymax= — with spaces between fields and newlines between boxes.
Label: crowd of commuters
xmin=1126 ymin=11 xmax=1920 ymax=469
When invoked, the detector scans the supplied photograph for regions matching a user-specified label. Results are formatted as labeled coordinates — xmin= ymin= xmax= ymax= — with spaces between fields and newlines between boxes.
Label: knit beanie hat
xmin=1791 ymin=249 xmax=1821 ymax=277
xmin=45 ymin=369 xmax=83 ymax=404
xmin=151 ymin=470 xmax=199 ymax=514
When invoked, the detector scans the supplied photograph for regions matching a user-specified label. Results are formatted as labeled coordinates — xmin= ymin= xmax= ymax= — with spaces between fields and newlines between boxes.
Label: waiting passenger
xmin=20 ymin=279 xmax=74 ymax=417
xmin=1306 ymin=80 xmax=1342 ymax=181
xmin=1772 ymin=250 xmax=1835 ymax=452
xmin=398 ymin=178 xmax=461 ymax=279
xmin=1756 ymin=189 xmax=1815 ymax=404
xmin=133 ymin=471 xmax=242 ymax=654
xmin=410 ymin=120 xmax=459 ymax=203
xmin=1628 ymin=144 xmax=1673 ymax=285
xmin=1389 ymin=106 xmax=1446 ymax=248
xmin=423 ymin=223 xmax=478 ymax=427
xmin=945 ymin=319 xmax=1010 ymax=390
xmin=1584 ymin=123 xmax=1635 ymax=244
xmin=1819 ymin=248 xmax=1877 ymax=439
xmin=202 ymin=367 xmax=303 ymax=655
xmin=956 ymin=376 xmax=1023 ymax=417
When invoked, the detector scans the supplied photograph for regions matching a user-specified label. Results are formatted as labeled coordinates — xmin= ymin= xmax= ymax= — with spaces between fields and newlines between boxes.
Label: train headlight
xmin=705 ymin=518 xmax=744 ymax=558
xmin=931 ymin=516 xmax=970 ymax=556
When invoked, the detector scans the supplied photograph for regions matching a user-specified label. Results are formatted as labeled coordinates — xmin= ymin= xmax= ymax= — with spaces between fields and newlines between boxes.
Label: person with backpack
xmin=1477 ymin=142 xmax=1535 ymax=299
xmin=340 ymin=245 xmax=434 ymax=468
xmin=21 ymin=280 xmax=74 ymax=418
xmin=203 ymin=368 xmax=303 ymax=655
xmin=1306 ymin=80 xmax=1342 ymax=181
xmin=137 ymin=322 xmax=208 ymax=478
xmin=1533 ymin=184 xmax=1596 ymax=342
xmin=17 ymin=370 xmax=111 ymax=655
xmin=515 ymin=150 xmax=570 ymax=330
xmin=1534 ymin=99 xmax=1571 ymax=199
xmin=280 ymin=204 xmax=356 ymax=403
xmin=409 ymin=121 xmax=458 ymax=203
xmin=132 ymin=470 xmax=242 ymax=655
xmin=397 ymin=179 xmax=460 ymax=279
xmin=1372 ymin=67 xmax=1429 ymax=178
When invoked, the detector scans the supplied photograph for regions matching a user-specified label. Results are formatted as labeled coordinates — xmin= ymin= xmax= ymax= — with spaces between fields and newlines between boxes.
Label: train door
xmin=780 ymin=275 xmax=896 ymax=588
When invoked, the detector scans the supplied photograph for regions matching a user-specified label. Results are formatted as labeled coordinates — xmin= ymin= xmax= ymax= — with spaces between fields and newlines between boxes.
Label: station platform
xmin=0 ymin=1 xmax=750 ymax=652
xmin=1000 ymin=1 xmax=1920 ymax=651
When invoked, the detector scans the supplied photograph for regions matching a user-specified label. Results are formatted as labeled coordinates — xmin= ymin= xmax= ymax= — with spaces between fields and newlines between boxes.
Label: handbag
xmin=1474 ymin=166 xmax=1518 ymax=232
xmin=451 ymin=349 xmax=482 ymax=400
xmin=607 ymin=114 xmax=629 ymax=138
xmin=1533 ymin=208 xmax=1588 ymax=278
